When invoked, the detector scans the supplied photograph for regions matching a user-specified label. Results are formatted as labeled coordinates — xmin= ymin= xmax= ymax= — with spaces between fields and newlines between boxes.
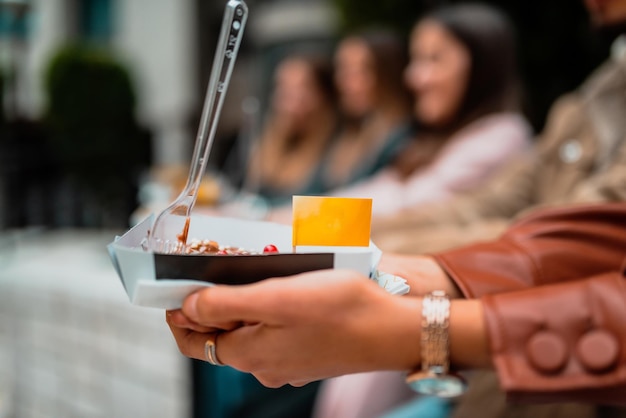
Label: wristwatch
xmin=405 ymin=290 xmax=467 ymax=398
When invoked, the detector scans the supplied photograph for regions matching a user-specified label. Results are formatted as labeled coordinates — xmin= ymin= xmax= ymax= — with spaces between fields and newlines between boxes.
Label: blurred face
xmin=271 ymin=59 xmax=325 ymax=127
xmin=584 ymin=0 xmax=626 ymax=25
xmin=405 ymin=20 xmax=471 ymax=127
xmin=334 ymin=38 xmax=377 ymax=118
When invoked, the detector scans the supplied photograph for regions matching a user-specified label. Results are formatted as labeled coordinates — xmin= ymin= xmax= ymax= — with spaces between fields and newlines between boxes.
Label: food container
xmin=108 ymin=214 xmax=389 ymax=309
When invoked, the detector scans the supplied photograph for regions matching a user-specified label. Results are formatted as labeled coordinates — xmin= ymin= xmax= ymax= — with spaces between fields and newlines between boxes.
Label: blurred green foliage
xmin=43 ymin=43 xmax=151 ymax=225
xmin=43 ymin=43 xmax=149 ymax=184
xmin=44 ymin=44 xmax=136 ymax=164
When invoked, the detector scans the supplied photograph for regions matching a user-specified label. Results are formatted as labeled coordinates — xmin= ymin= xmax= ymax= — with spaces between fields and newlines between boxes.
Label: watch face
xmin=407 ymin=375 xmax=467 ymax=398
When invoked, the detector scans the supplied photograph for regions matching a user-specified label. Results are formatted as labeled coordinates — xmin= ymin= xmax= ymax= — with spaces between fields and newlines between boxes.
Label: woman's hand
xmin=166 ymin=269 xmax=421 ymax=388
xmin=379 ymin=253 xmax=462 ymax=298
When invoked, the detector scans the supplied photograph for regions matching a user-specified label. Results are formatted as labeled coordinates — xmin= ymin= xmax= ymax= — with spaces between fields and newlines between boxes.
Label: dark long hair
xmin=358 ymin=29 xmax=413 ymax=114
xmin=421 ymin=3 xmax=521 ymax=126
xmin=340 ymin=29 xmax=413 ymax=124
xmin=303 ymin=54 xmax=338 ymax=109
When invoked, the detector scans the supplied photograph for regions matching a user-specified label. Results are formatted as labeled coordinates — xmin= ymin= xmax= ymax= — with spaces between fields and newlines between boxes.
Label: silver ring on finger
xmin=204 ymin=332 xmax=225 ymax=366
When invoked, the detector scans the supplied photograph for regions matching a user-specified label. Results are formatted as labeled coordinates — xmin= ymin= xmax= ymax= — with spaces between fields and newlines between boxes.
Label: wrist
xmin=418 ymin=256 xmax=462 ymax=298
xmin=369 ymin=294 xmax=422 ymax=371
xmin=449 ymin=299 xmax=491 ymax=369
xmin=380 ymin=254 xmax=462 ymax=298
xmin=405 ymin=291 xmax=467 ymax=397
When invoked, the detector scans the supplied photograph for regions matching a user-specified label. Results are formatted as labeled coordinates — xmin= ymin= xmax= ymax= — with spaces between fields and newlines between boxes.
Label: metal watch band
xmin=421 ymin=290 xmax=451 ymax=374
xmin=406 ymin=290 xmax=466 ymax=397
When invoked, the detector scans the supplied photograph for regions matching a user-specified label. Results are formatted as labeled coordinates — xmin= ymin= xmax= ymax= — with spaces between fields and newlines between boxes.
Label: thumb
xmin=181 ymin=283 xmax=274 ymax=326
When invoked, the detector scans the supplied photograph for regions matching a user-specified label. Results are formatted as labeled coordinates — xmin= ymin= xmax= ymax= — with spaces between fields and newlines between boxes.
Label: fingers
xmin=180 ymin=270 xmax=370 ymax=328
xmin=166 ymin=311 xmax=241 ymax=366
xmin=166 ymin=327 xmax=319 ymax=387
xmin=166 ymin=318 xmax=212 ymax=362
xmin=166 ymin=310 xmax=217 ymax=333
xmin=166 ymin=309 xmax=240 ymax=332
xmin=182 ymin=281 xmax=284 ymax=326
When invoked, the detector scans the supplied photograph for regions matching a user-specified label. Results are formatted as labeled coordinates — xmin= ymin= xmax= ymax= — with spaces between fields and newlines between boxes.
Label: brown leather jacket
xmin=432 ymin=203 xmax=626 ymax=406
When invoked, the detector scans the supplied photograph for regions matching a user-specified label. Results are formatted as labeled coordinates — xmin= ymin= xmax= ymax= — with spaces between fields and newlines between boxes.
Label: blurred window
xmin=0 ymin=2 xmax=30 ymax=39
xmin=79 ymin=0 xmax=112 ymax=40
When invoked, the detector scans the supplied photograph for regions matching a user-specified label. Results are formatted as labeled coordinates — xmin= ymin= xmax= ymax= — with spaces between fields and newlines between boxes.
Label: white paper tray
xmin=108 ymin=215 xmax=388 ymax=309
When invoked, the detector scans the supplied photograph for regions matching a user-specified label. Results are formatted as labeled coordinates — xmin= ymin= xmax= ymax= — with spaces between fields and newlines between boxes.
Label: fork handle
xmin=184 ymin=0 xmax=248 ymax=211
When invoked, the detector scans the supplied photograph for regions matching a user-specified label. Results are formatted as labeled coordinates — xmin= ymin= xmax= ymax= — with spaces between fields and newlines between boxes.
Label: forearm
xmin=378 ymin=253 xmax=463 ymax=298
xmin=449 ymin=299 xmax=491 ymax=369
xmin=384 ymin=296 xmax=491 ymax=371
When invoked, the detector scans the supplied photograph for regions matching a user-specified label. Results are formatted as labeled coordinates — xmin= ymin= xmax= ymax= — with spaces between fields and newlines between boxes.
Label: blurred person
xmin=307 ymin=29 xmax=414 ymax=192
xmin=373 ymin=1 xmax=626 ymax=255
xmin=320 ymin=4 xmax=531 ymax=218
xmin=229 ymin=31 xmax=410 ymax=210
xmin=257 ymin=30 xmax=413 ymax=222
xmin=244 ymin=54 xmax=338 ymax=207
xmin=166 ymin=203 xmax=626 ymax=407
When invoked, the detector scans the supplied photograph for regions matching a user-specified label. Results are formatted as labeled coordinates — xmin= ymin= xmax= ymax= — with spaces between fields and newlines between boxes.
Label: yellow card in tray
xmin=292 ymin=196 xmax=372 ymax=247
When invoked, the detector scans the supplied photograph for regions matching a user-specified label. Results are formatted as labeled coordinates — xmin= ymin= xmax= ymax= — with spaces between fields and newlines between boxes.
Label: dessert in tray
xmin=183 ymin=239 xmax=279 ymax=255
xmin=172 ymin=216 xmax=280 ymax=255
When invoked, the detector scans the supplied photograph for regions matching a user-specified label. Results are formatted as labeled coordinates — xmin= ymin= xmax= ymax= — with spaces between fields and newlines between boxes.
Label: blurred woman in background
xmin=308 ymin=29 xmax=414 ymax=192
xmin=265 ymin=30 xmax=413 ymax=222
xmin=244 ymin=54 xmax=338 ymax=206
xmin=326 ymin=3 xmax=531 ymax=217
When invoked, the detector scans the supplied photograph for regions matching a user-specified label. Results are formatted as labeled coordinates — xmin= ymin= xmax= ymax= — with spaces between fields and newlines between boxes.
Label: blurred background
xmin=0 ymin=0 xmax=614 ymax=417
xmin=0 ymin=0 xmax=610 ymax=230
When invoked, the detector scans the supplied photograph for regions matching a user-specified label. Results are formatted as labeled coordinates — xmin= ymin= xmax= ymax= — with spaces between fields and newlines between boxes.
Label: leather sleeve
xmin=482 ymin=272 xmax=626 ymax=405
xmin=432 ymin=203 xmax=626 ymax=298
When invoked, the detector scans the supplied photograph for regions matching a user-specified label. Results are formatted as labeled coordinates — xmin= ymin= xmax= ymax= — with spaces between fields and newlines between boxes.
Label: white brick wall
xmin=0 ymin=230 xmax=190 ymax=418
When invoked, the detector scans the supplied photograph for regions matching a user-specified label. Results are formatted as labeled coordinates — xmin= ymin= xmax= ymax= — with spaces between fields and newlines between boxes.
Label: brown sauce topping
xmin=177 ymin=217 xmax=190 ymax=246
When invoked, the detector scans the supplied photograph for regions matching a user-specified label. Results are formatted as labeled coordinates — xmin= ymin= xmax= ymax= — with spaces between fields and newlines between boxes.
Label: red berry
xmin=263 ymin=244 xmax=278 ymax=253
xmin=216 ymin=250 xmax=229 ymax=255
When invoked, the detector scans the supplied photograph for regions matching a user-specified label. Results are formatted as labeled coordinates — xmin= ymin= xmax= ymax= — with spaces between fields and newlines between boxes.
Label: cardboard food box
xmin=108 ymin=214 xmax=386 ymax=309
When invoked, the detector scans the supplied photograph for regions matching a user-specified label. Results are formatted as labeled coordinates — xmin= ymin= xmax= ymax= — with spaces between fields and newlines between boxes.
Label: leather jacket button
xmin=576 ymin=330 xmax=620 ymax=373
xmin=525 ymin=331 xmax=568 ymax=374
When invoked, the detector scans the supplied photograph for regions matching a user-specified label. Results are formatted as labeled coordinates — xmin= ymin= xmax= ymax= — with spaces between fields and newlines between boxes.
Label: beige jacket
xmin=373 ymin=49 xmax=626 ymax=254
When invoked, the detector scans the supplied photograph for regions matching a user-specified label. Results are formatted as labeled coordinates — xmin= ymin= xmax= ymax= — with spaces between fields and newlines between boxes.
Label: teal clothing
xmin=306 ymin=121 xmax=414 ymax=194
xmin=195 ymin=362 xmax=320 ymax=418
xmin=253 ymin=121 xmax=414 ymax=208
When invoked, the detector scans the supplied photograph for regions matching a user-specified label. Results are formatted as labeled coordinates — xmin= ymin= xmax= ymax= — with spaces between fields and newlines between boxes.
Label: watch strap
xmin=421 ymin=290 xmax=451 ymax=374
